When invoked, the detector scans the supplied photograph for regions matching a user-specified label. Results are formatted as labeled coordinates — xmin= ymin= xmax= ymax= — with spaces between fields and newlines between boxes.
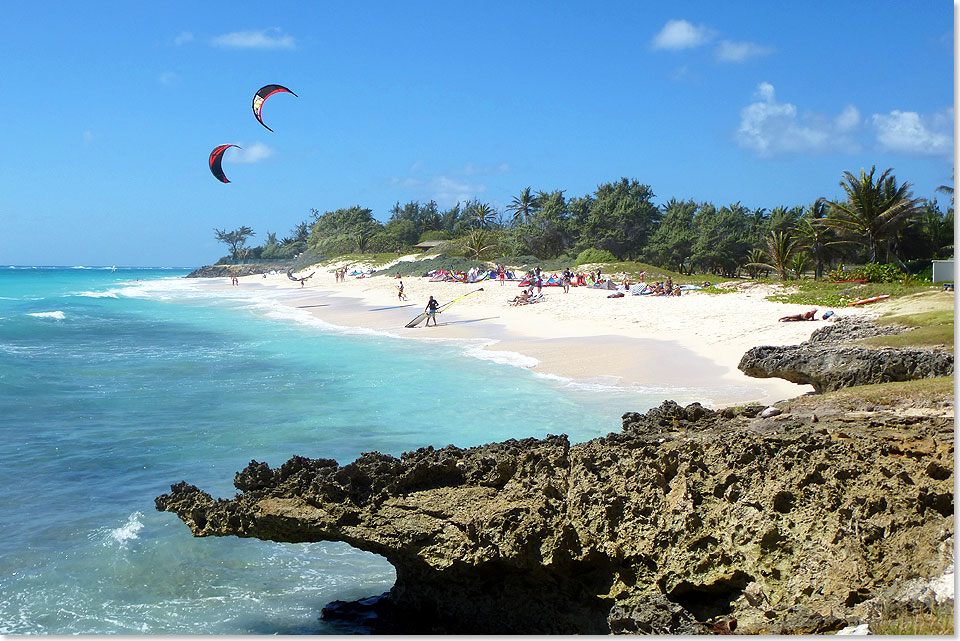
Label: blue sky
xmin=1 ymin=1 xmax=954 ymax=266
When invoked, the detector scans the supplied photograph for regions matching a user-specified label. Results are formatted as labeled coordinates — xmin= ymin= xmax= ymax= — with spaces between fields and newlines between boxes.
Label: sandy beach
xmin=215 ymin=262 xmax=878 ymax=407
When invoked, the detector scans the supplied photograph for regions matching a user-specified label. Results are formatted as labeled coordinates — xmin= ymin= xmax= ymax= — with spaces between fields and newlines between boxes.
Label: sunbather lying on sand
xmin=779 ymin=310 xmax=817 ymax=322
xmin=509 ymin=288 xmax=533 ymax=305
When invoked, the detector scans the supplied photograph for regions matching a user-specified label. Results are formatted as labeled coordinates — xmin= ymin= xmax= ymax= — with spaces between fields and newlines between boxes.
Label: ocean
xmin=0 ymin=266 xmax=706 ymax=634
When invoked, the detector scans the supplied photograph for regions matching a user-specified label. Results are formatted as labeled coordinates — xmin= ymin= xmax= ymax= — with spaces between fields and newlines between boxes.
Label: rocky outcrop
xmin=739 ymin=317 xmax=954 ymax=392
xmin=156 ymin=400 xmax=954 ymax=634
xmin=186 ymin=262 xmax=292 ymax=278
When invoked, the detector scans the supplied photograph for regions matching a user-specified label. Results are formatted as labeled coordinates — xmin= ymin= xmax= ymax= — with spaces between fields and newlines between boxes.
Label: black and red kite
xmin=208 ymin=144 xmax=240 ymax=183
xmin=252 ymin=84 xmax=297 ymax=132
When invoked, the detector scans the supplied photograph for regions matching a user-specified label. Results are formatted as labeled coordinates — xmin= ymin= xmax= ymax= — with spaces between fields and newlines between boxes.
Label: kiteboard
xmin=405 ymin=312 xmax=429 ymax=328
xmin=404 ymin=287 xmax=484 ymax=328
xmin=848 ymin=294 xmax=890 ymax=306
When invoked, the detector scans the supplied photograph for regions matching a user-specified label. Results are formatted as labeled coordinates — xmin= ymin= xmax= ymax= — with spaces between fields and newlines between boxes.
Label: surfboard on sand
xmin=849 ymin=294 xmax=890 ymax=306
xmin=405 ymin=312 xmax=429 ymax=328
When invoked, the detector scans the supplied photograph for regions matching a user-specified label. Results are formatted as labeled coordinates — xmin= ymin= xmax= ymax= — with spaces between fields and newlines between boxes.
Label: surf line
xmin=405 ymin=287 xmax=485 ymax=328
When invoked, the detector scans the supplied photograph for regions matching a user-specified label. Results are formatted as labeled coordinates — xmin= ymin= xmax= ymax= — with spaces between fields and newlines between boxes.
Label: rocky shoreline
xmin=185 ymin=262 xmax=292 ymax=278
xmin=156 ymin=317 xmax=954 ymax=634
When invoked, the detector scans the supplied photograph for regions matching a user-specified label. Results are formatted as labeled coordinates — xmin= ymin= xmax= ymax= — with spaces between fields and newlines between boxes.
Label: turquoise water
xmin=0 ymin=266 xmax=689 ymax=634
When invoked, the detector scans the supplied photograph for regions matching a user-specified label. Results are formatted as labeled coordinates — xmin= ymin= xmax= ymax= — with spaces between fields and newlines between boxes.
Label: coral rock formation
xmin=738 ymin=317 xmax=953 ymax=392
xmin=157 ymin=399 xmax=954 ymax=634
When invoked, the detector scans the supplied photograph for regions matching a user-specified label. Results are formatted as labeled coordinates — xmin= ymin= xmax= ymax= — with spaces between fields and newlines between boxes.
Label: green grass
xmin=818 ymin=377 xmax=954 ymax=408
xmin=870 ymin=604 xmax=954 ymax=635
xmin=765 ymin=280 xmax=933 ymax=307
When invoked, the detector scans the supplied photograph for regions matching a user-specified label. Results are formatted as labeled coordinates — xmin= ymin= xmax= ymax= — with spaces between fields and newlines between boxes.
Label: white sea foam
xmin=104 ymin=512 xmax=144 ymax=546
xmin=462 ymin=343 xmax=539 ymax=368
xmin=71 ymin=290 xmax=120 ymax=299
xmin=27 ymin=311 xmax=65 ymax=320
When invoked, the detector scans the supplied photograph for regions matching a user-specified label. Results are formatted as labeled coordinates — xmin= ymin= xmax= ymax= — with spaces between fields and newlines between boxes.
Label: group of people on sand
xmin=333 ymin=268 xmax=348 ymax=282
xmin=648 ymin=277 xmax=682 ymax=297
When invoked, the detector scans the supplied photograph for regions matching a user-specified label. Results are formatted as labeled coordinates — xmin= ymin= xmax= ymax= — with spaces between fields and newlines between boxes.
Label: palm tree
xmin=354 ymin=228 xmax=372 ymax=254
xmin=818 ymin=166 xmax=921 ymax=265
xmin=471 ymin=202 xmax=496 ymax=229
xmin=745 ymin=231 xmax=797 ymax=280
xmin=506 ymin=187 xmax=537 ymax=226
xmin=795 ymin=214 xmax=849 ymax=281
xmin=464 ymin=229 xmax=494 ymax=259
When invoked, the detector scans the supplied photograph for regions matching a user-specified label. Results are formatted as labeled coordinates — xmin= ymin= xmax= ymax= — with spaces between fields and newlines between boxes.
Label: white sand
xmin=215 ymin=265 xmax=879 ymax=407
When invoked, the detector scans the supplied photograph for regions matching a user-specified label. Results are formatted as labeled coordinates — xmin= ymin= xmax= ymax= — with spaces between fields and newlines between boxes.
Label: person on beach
xmin=561 ymin=268 xmax=571 ymax=293
xmin=425 ymin=296 xmax=440 ymax=326
xmin=509 ymin=288 xmax=532 ymax=305
xmin=498 ymin=265 xmax=506 ymax=286
xmin=779 ymin=310 xmax=817 ymax=322
xmin=397 ymin=280 xmax=407 ymax=301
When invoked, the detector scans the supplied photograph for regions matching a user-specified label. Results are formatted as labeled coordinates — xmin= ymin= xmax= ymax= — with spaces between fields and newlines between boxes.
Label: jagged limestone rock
xmin=738 ymin=316 xmax=953 ymax=392
xmin=156 ymin=401 xmax=954 ymax=634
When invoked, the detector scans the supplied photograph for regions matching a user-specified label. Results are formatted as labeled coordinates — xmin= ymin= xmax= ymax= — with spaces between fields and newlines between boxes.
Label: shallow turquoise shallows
xmin=0 ymin=266 xmax=706 ymax=634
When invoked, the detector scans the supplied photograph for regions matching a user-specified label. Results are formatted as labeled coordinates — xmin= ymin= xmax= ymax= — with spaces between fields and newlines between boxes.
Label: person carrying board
xmin=424 ymin=296 xmax=440 ymax=326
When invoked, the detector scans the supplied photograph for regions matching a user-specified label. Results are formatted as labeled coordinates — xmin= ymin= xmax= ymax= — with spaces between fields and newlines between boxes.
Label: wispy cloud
xmin=389 ymin=174 xmax=487 ymax=207
xmin=652 ymin=20 xmax=772 ymax=64
xmin=173 ymin=31 xmax=194 ymax=46
xmin=736 ymin=82 xmax=860 ymax=156
xmin=226 ymin=142 xmax=274 ymax=163
xmin=715 ymin=39 xmax=775 ymax=63
xmin=872 ymin=109 xmax=953 ymax=157
xmin=651 ymin=19 xmax=715 ymax=50
xmin=211 ymin=28 xmax=295 ymax=50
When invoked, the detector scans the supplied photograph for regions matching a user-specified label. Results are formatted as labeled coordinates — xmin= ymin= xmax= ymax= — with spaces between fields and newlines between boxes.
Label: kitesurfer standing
xmin=398 ymin=280 xmax=407 ymax=301
xmin=425 ymin=296 xmax=440 ymax=326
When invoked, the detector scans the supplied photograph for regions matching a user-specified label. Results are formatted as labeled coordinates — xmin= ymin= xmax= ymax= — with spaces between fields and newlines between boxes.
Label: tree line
xmin=214 ymin=166 xmax=953 ymax=280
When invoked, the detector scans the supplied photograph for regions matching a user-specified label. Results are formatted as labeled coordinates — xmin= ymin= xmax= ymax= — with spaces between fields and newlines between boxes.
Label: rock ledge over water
xmin=157 ymin=395 xmax=953 ymax=634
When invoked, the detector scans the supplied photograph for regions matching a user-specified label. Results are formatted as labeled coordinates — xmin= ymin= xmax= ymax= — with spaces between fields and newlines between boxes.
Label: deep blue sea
xmin=0 ymin=266 xmax=707 ymax=634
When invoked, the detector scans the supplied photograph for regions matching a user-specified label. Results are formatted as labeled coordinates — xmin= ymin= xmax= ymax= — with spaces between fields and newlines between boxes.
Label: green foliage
xmin=644 ymin=198 xmax=697 ymax=273
xmin=690 ymin=203 xmax=752 ymax=277
xmin=575 ymin=248 xmax=618 ymax=265
xmin=766 ymin=279 xmax=930 ymax=307
xmin=419 ymin=230 xmax=451 ymax=242
xmin=580 ymin=178 xmax=660 ymax=260
xmin=819 ymin=166 xmax=922 ymax=264
xmin=371 ymin=254 xmax=485 ymax=277
xmin=213 ymin=226 xmax=255 ymax=262
xmin=829 ymin=262 xmax=907 ymax=283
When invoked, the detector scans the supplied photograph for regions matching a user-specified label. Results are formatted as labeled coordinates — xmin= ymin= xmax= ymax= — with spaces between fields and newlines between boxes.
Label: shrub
xmin=576 ymin=248 xmax=618 ymax=265
xmin=419 ymin=230 xmax=452 ymax=242
xmin=372 ymin=254 xmax=485 ymax=277
xmin=829 ymin=263 xmax=906 ymax=284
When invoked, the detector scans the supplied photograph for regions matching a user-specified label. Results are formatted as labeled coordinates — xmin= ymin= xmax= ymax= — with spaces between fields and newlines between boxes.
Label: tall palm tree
xmin=471 ymin=202 xmax=496 ymax=229
xmin=506 ymin=187 xmax=536 ymax=226
xmin=818 ymin=166 xmax=921 ymax=265
xmin=745 ymin=231 xmax=797 ymax=280
xmin=795 ymin=214 xmax=849 ymax=281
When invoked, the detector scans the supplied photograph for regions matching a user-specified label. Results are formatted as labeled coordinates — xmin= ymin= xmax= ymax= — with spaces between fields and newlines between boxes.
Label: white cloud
xmin=871 ymin=108 xmax=954 ymax=156
xmin=211 ymin=28 xmax=295 ymax=50
xmin=736 ymin=82 xmax=860 ymax=156
xmin=226 ymin=142 xmax=273 ymax=163
xmin=173 ymin=31 xmax=194 ymax=46
xmin=715 ymin=39 xmax=774 ymax=63
xmin=389 ymin=174 xmax=487 ymax=207
xmin=158 ymin=71 xmax=179 ymax=86
xmin=651 ymin=19 xmax=715 ymax=50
